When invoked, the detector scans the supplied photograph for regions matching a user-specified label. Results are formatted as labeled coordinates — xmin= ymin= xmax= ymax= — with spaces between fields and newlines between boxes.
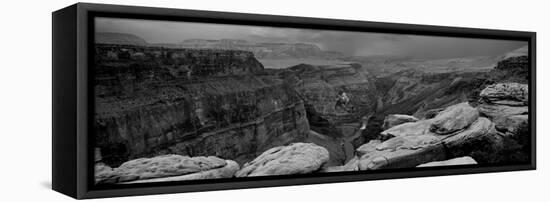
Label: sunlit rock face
xmin=235 ymin=142 xmax=329 ymax=177
xmin=94 ymin=44 xmax=310 ymax=167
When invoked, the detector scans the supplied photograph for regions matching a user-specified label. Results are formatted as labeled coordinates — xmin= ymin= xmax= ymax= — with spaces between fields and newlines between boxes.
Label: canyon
xmin=93 ymin=35 xmax=530 ymax=184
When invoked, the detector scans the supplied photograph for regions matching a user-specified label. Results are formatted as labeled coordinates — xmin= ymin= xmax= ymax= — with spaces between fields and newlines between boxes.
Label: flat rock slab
xmin=417 ymin=156 xmax=477 ymax=167
xmin=115 ymin=155 xmax=228 ymax=182
xmin=236 ymin=142 xmax=329 ymax=177
xmin=381 ymin=119 xmax=434 ymax=138
xmin=382 ymin=114 xmax=419 ymax=130
xmin=120 ymin=160 xmax=239 ymax=184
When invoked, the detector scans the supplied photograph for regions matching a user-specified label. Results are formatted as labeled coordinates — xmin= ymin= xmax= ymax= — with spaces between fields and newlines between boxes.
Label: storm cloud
xmin=96 ymin=17 xmax=527 ymax=59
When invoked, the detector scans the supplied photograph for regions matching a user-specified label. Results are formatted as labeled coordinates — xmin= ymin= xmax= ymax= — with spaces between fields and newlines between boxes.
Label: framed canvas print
xmin=52 ymin=3 xmax=536 ymax=199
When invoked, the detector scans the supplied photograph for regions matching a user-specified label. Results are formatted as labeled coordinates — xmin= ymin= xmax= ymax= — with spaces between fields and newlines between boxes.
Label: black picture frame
xmin=52 ymin=3 xmax=536 ymax=199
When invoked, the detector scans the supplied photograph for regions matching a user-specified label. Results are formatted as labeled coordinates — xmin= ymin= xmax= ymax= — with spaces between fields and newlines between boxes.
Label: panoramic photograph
xmin=93 ymin=17 xmax=530 ymax=185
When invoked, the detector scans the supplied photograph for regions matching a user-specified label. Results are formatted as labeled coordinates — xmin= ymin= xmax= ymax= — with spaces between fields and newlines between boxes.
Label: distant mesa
xmin=96 ymin=32 xmax=148 ymax=46
xmin=94 ymin=33 xmax=343 ymax=60
xmin=178 ymin=38 xmax=343 ymax=59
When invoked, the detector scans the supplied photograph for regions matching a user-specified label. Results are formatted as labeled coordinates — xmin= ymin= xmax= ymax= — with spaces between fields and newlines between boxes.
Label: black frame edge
xmin=52 ymin=3 xmax=78 ymax=199
xmin=529 ymin=32 xmax=536 ymax=170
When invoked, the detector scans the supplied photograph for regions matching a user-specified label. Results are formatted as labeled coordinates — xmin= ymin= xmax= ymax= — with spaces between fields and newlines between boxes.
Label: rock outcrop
xmin=235 ymin=143 xmax=329 ymax=177
xmin=382 ymin=114 xmax=419 ymax=130
xmin=348 ymin=102 xmax=506 ymax=170
xmin=417 ymin=156 xmax=477 ymax=167
xmin=95 ymin=155 xmax=239 ymax=184
xmin=478 ymin=83 xmax=529 ymax=135
xmin=480 ymin=83 xmax=528 ymax=106
xmin=476 ymin=82 xmax=530 ymax=163
xmin=94 ymin=44 xmax=309 ymax=167
xmin=430 ymin=102 xmax=479 ymax=135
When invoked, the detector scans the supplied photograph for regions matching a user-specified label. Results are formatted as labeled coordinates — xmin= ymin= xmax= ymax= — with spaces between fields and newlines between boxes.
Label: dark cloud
xmin=96 ymin=17 xmax=527 ymax=59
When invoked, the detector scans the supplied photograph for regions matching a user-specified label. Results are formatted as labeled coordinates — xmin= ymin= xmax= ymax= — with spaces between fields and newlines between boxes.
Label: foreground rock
xmin=321 ymin=157 xmax=359 ymax=173
xmin=121 ymin=161 xmax=239 ymax=184
xmin=478 ymin=104 xmax=528 ymax=119
xmin=95 ymin=155 xmax=239 ymax=184
xmin=236 ymin=143 xmax=329 ymax=177
xmin=381 ymin=120 xmax=433 ymax=138
xmin=95 ymin=163 xmax=118 ymax=184
xmin=382 ymin=114 xmax=419 ymax=130
xmin=417 ymin=157 xmax=477 ymax=167
xmin=478 ymin=82 xmax=528 ymax=136
xmin=430 ymin=102 xmax=479 ymax=135
xmin=476 ymin=83 xmax=530 ymax=163
xmin=357 ymin=117 xmax=499 ymax=170
xmin=349 ymin=102 xmax=509 ymax=170
xmin=441 ymin=117 xmax=503 ymax=163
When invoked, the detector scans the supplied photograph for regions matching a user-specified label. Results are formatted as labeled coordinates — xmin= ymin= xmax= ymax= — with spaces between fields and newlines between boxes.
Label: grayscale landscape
xmin=93 ymin=18 xmax=530 ymax=184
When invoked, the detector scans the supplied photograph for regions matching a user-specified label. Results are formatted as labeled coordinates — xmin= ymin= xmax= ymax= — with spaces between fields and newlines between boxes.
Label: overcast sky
xmin=96 ymin=17 xmax=527 ymax=59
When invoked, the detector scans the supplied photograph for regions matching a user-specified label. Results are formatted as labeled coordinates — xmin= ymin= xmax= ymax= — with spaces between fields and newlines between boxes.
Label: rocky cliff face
xmin=280 ymin=63 xmax=379 ymax=127
xmin=94 ymin=44 xmax=309 ymax=167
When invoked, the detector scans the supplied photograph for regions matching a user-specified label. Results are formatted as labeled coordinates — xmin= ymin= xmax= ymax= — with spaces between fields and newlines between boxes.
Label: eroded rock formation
xmin=235 ymin=143 xmax=329 ymax=177
xmin=346 ymin=102 xmax=506 ymax=170
xmin=95 ymin=155 xmax=239 ymax=184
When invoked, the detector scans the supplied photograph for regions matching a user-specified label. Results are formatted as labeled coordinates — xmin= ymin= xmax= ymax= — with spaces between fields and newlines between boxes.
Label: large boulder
xmin=235 ymin=143 xmax=329 ymax=177
xmin=430 ymin=102 xmax=479 ymax=135
xmin=417 ymin=156 xmax=477 ymax=167
xmin=382 ymin=114 xmax=419 ymax=130
xmin=115 ymin=155 xmax=228 ymax=182
xmin=480 ymin=83 xmax=528 ymax=106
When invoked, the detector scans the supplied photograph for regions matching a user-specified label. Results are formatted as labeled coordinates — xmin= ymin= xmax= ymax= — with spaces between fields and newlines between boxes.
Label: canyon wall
xmin=94 ymin=44 xmax=309 ymax=166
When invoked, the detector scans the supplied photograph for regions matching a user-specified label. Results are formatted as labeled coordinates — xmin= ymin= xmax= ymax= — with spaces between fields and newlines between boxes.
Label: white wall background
xmin=0 ymin=0 xmax=547 ymax=201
